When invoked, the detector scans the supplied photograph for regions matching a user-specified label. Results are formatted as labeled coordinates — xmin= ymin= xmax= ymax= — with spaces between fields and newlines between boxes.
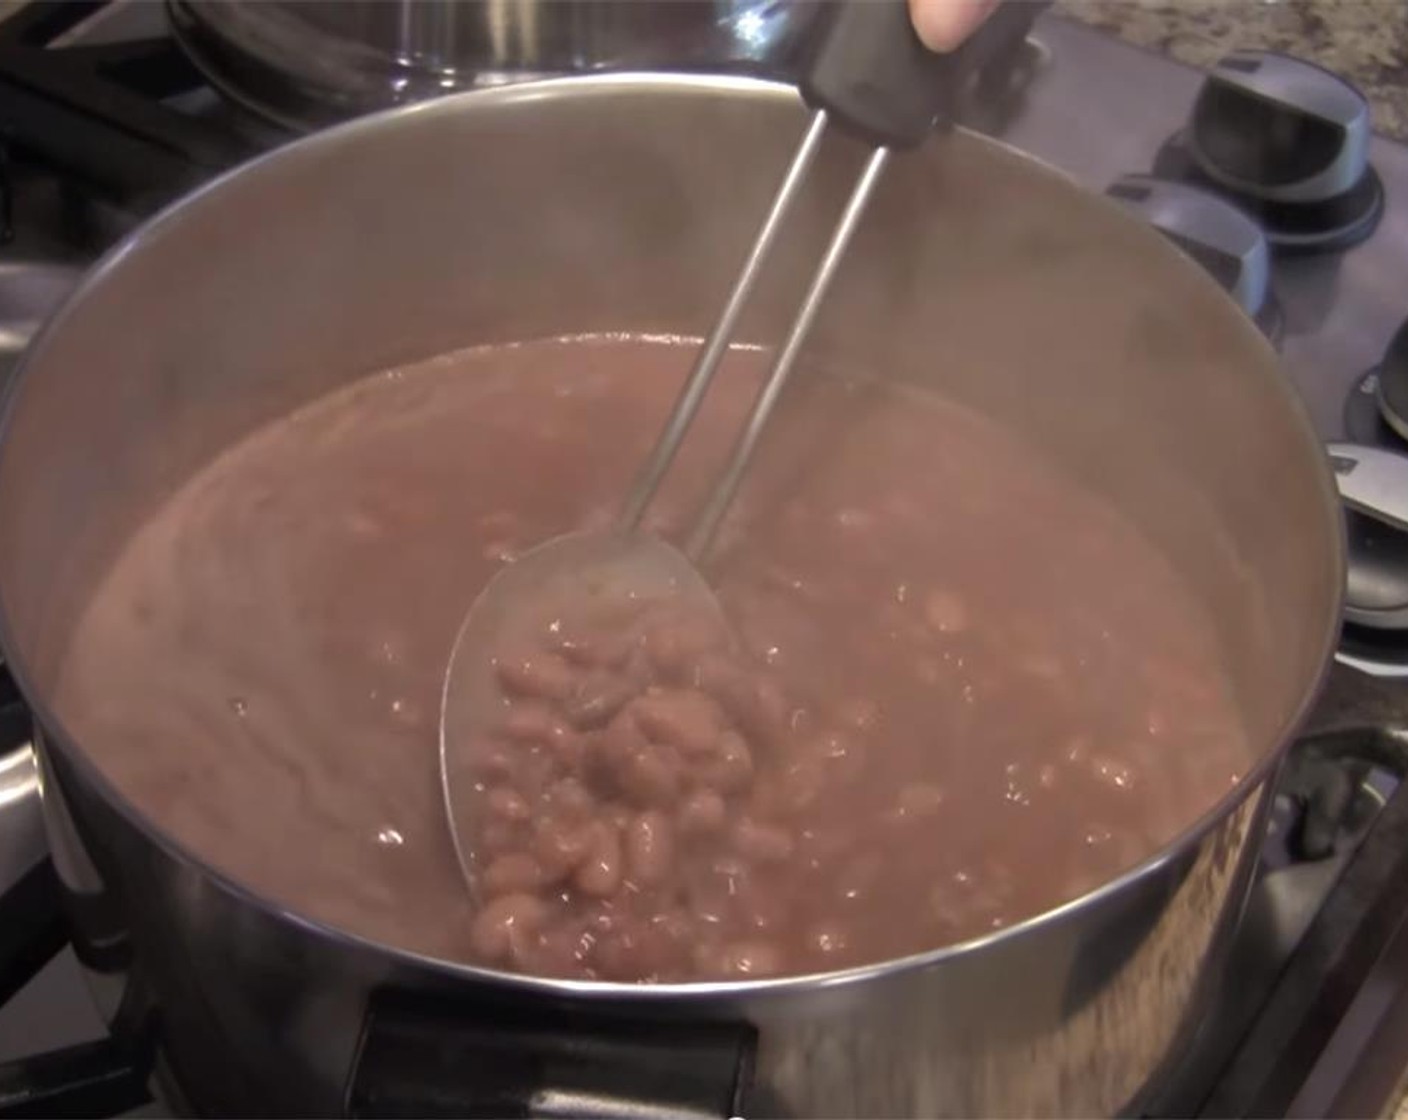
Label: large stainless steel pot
xmin=0 ymin=74 xmax=1343 ymax=1116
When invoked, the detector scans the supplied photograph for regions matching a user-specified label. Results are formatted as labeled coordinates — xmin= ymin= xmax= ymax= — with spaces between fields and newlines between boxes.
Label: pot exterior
xmin=0 ymin=76 xmax=1342 ymax=1116
xmin=39 ymin=731 xmax=1269 ymax=1117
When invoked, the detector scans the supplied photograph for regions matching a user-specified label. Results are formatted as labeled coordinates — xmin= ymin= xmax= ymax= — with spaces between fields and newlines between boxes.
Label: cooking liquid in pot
xmin=54 ymin=335 xmax=1249 ymax=982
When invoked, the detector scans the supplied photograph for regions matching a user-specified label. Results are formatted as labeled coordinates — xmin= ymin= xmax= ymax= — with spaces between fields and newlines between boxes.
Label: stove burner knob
xmin=1326 ymin=442 xmax=1408 ymax=630
xmin=1189 ymin=51 xmax=1370 ymax=206
xmin=1376 ymin=318 xmax=1408 ymax=443
xmin=1105 ymin=175 xmax=1269 ymax=320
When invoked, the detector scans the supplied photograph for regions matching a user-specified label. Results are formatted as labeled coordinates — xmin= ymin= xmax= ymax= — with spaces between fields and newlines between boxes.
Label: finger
xmin=907 ymin=0 xmax=1001 ymax=52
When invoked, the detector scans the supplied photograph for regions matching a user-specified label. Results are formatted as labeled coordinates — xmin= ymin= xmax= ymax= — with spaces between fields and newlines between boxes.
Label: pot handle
xmin=0 ymin=735 xmax=64 ymax=1008
xmin=345 ymin=991 xmax=756 ymax=1119
xmin=0 ymin=683 xmax=156 ymax=1119
xmin=0 ymin=758 xmax=155 ymax=1120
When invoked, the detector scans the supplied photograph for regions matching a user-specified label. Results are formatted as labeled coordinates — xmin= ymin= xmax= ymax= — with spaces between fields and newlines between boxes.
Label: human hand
xmin=908 ymin=0 xmax=1001 ymax=51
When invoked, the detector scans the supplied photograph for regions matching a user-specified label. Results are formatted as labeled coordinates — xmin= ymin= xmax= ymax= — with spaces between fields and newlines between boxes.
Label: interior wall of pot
xmin=0 ymin=77 xmax=1339 ymax=775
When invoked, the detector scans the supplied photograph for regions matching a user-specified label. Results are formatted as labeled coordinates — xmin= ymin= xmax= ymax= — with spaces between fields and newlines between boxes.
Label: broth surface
xmin=54 ymin=335 xmax=1249 ymax=980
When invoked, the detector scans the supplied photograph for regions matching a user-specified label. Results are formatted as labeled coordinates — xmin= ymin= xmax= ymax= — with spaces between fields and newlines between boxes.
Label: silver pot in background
xmin=165 ymin=0 xmax=1049 ymax=136
xmin=167 ymin=0 xmax=814 ymax=130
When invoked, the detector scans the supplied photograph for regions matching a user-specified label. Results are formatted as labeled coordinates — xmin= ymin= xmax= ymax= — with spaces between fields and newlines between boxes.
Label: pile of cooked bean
xmin=463 ymin=592 xmax=875 ymax=981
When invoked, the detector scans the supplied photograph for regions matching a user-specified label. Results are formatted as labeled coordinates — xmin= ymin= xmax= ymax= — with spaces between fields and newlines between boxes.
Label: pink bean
xmin=630 ymin=689 xmax=724 ymax=756
xmin=617 ymin=743 xmax=683 ymax=808
xmin=595 ymin=710 xmax=681 ymax=807
xmin=592 ymin=914 xmax=686 ymax=982
xmin=487 ymin=787 xmax=531 ymax=823
xmin=496 ymin=651 xmax=578 ymax=703
xmin=574 ymin=823 xmax=624 ymax=897
xmin=777 ymin=757 xmax=824 ymax=813
xmin=502 ymin=704 xmax=573 ymax=749
xmin=733 ymin=818 xmax=795 ymax=864
xmin=477 ymin=821 xmax=518 ymax=855
xmin=469 ymin=893 xmax=548 ymax=964
xmin=550 ymin=627 xmax=634 ymax=670
xmin=696 ymin=731 xmax=753 ymax=794
xmin=481 ymin=852 xmax=548 ymax=896
xmin=625 ymin=810 xmax=675 ymax=886
xmin=474 ymin=746 xmax=516 ymax=780
xmin=534 ymin=818 xmax=595 ymax=878
xmin=564 ymin=671 xmax=639 ymax=731
xmin=677 ymin=789 xmax=727 ymax=837
xmin=694 ymin=656 xmax=788 ymax=751
xmin=641 ymin=611 xmax=728 ymax=680
xmin=545 ymin=777 xmax=595 ymax=818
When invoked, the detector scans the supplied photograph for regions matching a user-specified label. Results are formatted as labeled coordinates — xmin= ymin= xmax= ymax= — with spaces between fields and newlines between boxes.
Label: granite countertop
xmin=1056 ymin=0 xmax=1408 ymax=141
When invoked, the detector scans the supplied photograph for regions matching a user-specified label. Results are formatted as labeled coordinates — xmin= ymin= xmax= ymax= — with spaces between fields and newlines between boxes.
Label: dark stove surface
xmin=0 ymin=0 xmax=277 ymax=215
xmin=3 ymin=3 xmax=1408 ymax=1119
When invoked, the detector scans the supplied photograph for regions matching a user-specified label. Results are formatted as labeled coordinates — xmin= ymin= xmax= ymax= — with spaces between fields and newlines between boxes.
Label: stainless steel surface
xmin=1326 ymin=442 xmax=1408 ymax=633
xmin=991 ymin=18 xmax=1407 ymax=449
xmin=0 ymin=264 xmax=84 ymax=385
xmin=0 ymin=66 xmax=1343 ymax=1116
xmin=0 ymin=745 xmax=43 ymax=908
xmin=166 ymin=0 xmax=811 ymax=131
xmin=622 ymin=106 xmax=828 ymax=534
xmin=1001 ymin=18 xmax=1408 ymax=684
xmin=1382 ymin=399 xmax=1408 ymax=444
xmin=1106 ymin=175 xmax=1270 ymax=321
xmin=1327 ymin=443 xmax=1408 ymax=532
xmin=1378 ymin=333 xmax=1408 ymax=442
xmin=687 ymin=142 xmax=890 ymax=557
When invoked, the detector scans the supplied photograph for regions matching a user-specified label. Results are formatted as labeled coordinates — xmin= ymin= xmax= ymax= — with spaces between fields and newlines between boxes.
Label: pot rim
xmin=0 ymin=70 xmax=1348 ymax=1001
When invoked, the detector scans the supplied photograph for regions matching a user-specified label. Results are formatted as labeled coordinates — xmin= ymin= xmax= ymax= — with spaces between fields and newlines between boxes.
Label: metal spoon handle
xmin=620 ymin=108 xmax=829 ymax=532
xmin=685 ymin=145 xmax=890 ymax=561
xmin=627 ymin=0 xmax=1023 ymax=545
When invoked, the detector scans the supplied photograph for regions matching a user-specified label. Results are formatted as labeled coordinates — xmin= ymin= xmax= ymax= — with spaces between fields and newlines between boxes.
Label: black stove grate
xmin=0 ymin=0 xmax=265 ymax=216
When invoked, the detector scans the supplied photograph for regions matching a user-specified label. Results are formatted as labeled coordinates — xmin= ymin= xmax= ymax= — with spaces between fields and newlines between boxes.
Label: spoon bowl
xmin=439 ymin=528 xmax=723 ymax=891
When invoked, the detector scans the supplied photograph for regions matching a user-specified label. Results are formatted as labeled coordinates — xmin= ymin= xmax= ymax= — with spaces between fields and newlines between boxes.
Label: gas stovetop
xmin=4 ymin=4 xmax=1408 ymax=1118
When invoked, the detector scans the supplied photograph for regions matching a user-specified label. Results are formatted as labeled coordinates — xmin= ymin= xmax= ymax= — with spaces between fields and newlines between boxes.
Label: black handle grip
xmin=799 ymin=0 xmax=1048 ymax=148
xmin=346 ymin=991 xmax=756 ymax=1120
